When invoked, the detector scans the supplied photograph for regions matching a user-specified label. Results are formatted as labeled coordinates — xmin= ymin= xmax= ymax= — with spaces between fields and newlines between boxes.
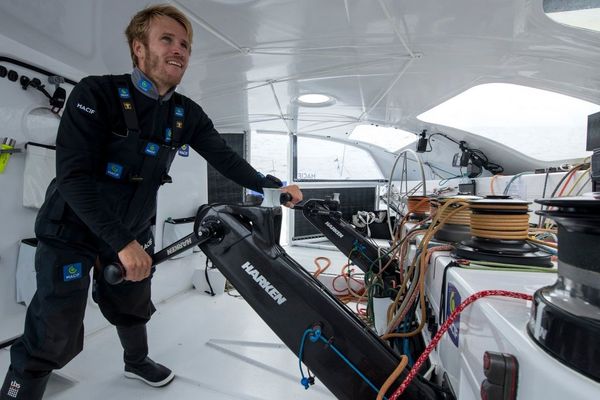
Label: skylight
xmin=417 ymin=83 xmax=600 ymax=161
xmin=349 ymin=125 xmax=417 ymax=152
xmin=543 ymin=1 xmax=600 ymax=32
xmin=296 ymin=94 xmax=336 ymax=107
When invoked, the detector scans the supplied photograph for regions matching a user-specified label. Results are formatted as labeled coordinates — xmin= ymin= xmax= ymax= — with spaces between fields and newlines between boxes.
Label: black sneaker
xmin=124 ymin=357 xmax=175 ymax=388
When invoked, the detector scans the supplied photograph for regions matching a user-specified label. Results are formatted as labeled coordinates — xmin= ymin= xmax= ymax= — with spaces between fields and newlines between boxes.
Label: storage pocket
xmin=34 ymin=240 xmax=94 ymax=299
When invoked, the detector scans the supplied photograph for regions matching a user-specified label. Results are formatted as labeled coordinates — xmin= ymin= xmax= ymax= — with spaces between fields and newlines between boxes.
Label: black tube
xmin=0 ymin=56 xmax=78 ymax=86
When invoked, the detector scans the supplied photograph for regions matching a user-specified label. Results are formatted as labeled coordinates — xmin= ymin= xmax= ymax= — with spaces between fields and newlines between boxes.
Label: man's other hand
xmin=281 ymin=185 xmax=303 ymax=208
xmin=117 ymin=240 xmax=153 ymax=281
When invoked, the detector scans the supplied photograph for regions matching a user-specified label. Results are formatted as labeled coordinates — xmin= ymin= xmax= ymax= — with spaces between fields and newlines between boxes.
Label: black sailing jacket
xmin=37 ymin=73 xmax=264 ymax=253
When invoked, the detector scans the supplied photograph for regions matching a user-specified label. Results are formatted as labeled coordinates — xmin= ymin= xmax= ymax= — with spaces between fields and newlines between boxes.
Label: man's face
xmin=133 ymin=15 xmax=190 ymax=93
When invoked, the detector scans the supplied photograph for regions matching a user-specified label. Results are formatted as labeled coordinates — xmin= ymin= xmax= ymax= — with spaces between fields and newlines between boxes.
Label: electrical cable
xmin=550 ymin=164 xmax=582 ymax=197
xmin=204 ymin=258 xmax=216 ymax=296
xmin=566 ymin=168 xmax=591 ymax=196
xmin=388 ymin=290 xmax=532 ymax=400
xmin=503 ymin=172 xmax=533 ymax=195
xmin=539 ymin=164 xmax=586 ymax=228
xmin=537 ymin=170 xmax=550 ymax=227
xmin=427 ymin=132 xmax=461 ymax=147
xmin=438 ymin=172 xmax=466 ymax=186
xmin=575 ymin=175 xmax=593 ymax=195
xmin=424 ymin=161 xmax=461 ymax=182
xmin=557 ymin=167 xmax=580 ymax=197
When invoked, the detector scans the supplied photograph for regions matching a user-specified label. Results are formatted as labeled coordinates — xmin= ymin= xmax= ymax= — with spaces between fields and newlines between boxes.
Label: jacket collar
xmin=131 ymin=68 xmax=176 ymax=101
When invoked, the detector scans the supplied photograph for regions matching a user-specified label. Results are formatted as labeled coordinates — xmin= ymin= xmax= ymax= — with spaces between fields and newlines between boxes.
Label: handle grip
xmin=104 ymin=263 xmax=125 ymax=285
xmin=103 ymin=263 xmax=157 ymax=285
xmin=280 ymin=192 xmax=293 ymax=204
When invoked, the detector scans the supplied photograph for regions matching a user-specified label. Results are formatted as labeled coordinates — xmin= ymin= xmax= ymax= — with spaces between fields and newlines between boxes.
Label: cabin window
xmin=543 ymin=1 xmax=600 ymax=32
xmin=294 ymin=136 xmax=384 ymax=181
xmin=250 ymin=130 xmax=290 ymax=184
xmin=417 ymin=83 xmax=600 ymax=161
xmin=348 ymin=125 xmax=417 ymax=152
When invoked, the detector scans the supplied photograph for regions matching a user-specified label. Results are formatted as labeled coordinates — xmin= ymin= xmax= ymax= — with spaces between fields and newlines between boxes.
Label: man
xmin=1 ymin=5 xmax=302 ymax=399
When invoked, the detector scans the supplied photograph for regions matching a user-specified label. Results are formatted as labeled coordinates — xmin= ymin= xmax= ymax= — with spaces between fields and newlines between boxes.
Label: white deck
xmin=1 ymin=245 xmax=349 ymax=400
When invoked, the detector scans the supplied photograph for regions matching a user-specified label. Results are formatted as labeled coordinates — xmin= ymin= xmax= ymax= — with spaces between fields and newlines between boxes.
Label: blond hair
xmin=125 ymin=4 xmax=193 ymax=67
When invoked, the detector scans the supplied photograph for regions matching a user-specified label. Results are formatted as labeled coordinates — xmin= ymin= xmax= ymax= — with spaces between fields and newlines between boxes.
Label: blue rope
xmin=353 ymin=240 xmax=376 ymax=264
xmin=297 ymin=329 xmax=314 ymax=389
xmin=401 ymin=317 xmax=414 ymax=367
xmin=297 ymin=327 xmax=388 ymax=399
xmin=316 ymin=335 xmax=387 ymax=399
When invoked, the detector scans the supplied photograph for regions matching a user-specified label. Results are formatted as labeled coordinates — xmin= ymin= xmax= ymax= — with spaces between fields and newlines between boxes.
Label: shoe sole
xmin=124 ymin=371 xmax=175 ymax=387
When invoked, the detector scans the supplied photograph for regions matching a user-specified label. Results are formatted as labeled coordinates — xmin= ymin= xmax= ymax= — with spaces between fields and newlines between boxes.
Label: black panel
xmin=293 ymin=187 xmax=376 ymax=239
xmin=207 ymin=133 xmax=246 ymax=204
xmin=587 ymin=111 xmax=600 ymax=151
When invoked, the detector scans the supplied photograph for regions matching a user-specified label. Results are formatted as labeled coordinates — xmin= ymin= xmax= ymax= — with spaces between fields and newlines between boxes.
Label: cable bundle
xmin=431 ymin=196 xmax=479 ymax=243
xmin=439 ymin=204 xmax=471 ymax=226
xmin=432 ymin=196 xmax=478 ymax=226
xmin=407 ymin=196 xmax=430 ymax=216
xmin=469 ymin=201 xmax=530 ymax=240
xmin=455 ymin=197 xmax=553 ymax=267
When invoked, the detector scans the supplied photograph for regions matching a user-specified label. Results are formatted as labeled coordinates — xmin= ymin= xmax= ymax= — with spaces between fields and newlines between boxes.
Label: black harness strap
xmin=111 ymin=77 xmax=186 ymax=229
xmin=170 ymin=92 xmax=185 ymax=147
xmin=115 ymin=82 xmax=140 ymax=134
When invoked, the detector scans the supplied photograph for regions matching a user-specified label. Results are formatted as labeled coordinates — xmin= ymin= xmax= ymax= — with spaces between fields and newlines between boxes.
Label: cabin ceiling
xmin=1 ymin=0 xmax=599 ymax=155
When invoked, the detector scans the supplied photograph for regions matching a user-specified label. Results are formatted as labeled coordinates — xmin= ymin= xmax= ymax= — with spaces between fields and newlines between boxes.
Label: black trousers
xmin=10 ymin=228 xmax=156 ymax=376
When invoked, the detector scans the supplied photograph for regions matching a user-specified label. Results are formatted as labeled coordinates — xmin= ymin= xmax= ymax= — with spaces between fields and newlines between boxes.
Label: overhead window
xmin=543 ymin=0 xmax=600 ymax=32
xmin=417 ymin=83 xmax=600 ymax=161
xmin=348 ymin=125 xmax=417 ymax=152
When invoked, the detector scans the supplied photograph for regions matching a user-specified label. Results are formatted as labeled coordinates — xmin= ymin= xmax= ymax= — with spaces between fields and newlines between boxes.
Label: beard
xmin=140 ymin=44 xmax=182 ymax=90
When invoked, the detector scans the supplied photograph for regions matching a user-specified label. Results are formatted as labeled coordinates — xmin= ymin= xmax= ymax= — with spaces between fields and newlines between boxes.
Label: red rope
xmin=389 ymin=290 xmax=533 ymax=399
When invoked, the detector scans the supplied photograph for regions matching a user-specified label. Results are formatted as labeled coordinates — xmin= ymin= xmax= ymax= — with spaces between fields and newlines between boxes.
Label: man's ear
xmin=132 ymin=39 xmax=145 ymax=61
